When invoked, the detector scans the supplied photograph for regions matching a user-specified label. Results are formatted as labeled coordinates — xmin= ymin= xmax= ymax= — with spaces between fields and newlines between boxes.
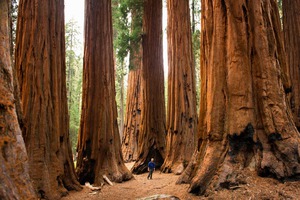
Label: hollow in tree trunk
xmin=131 ymin=0 xmax=166 ymax=174
xmin=76 ymin=0 xmax=132 ymax=185
xmin=0 ymin=1 xmax=36 ymax=199
xmin=283 ymin=0 xmax=300 ymax=130
xmin=177 ymin=0 xmax=300 ymax=195
xmin=15 ymin=0 xmax=81 ymax=199
xmin=161 ymin=0 xmax=197 ymax=175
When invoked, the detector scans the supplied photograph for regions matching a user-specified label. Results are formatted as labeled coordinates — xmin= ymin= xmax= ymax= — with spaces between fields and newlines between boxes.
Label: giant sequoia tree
xmin=122 ymin=5 xmax=143 ymax=162
xmin=283 ymin=0 xmax=300 ymax=130
xmin=122 ymin=46 xmax=142 ymax=162
xmin=161 ymin=0 xmax=197 ymax=175
xmin=76 ymin=0 xmax=132 ymax=185
xmin=15 ymin=0 xmax=81 ymax=199
xmin=178 ymin=0 xmax=300 ymax=195
xmin=131 ymin=0 xmax=166 ymax=174
xmin=0 ymin=0 xmax=35 ymax=199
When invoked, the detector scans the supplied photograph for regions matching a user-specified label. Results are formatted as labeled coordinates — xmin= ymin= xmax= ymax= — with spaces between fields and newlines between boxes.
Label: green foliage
xmin=277 ymin=0 xmax=283 ymax=28
xmin=65 ymin=19 xmax=83 ymax=154
xmin=112 ymin=0 xmax=143 ymax=68
xmin=9 ymin=0 xmax=18 ymax=58
xmin=112 ymin=0 xmax=143 ymax=134
xmin=190 ymin=0 xmax=201 ymax=110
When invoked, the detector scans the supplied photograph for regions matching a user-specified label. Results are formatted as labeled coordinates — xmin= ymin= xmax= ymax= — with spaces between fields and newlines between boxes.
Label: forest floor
xmin=62 ymin=163 xmax=300 ymax=200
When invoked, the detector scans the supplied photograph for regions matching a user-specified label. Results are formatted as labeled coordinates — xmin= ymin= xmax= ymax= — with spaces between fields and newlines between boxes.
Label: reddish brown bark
xmin=178 ymin=0 xmax=300 ymax=195
xmin=122 ymin=9 xmax=143 ymax=162
xmin=283 ymin=0 xmax=300 ymax=130
xmin=76 ymin=0 xmax=132 ymax=185
xmin=121 ymin=49 xmax=142 ymax=162
xmin=131 ymin=0 xmax=166 ymax=174
xmin=161 ymin=0 xmax=197 ymax=175
xmin=0 ymin=1 xmax=36 ymax=199
xmin=15 ymin=0 xmax=81 ymax=199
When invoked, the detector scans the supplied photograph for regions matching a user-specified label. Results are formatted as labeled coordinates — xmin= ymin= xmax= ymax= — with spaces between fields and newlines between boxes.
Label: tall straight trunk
xmin=15 ymin=0 xmax=81 ymax=199
xmin=119 ymin=61 xmax=125 ymax=138
xmin=283 ymin=0 xmax=300 ymax=130
xmin=0 ymin=1 xmax=36 ymax=199
xmin=131 ymin=0 xmax=166 ymax=174
xmin=191 ymin=0 xmax=195 ymax=33
xmin=121 ymin=8 xmax=143 ymax=162
xmin=178 ymin=0 xmax=300 ymax=195
xmin=161 ymin=0 xmax=197 ymax=175
xmin=122 ymin=43 xmax=142 ymax=162
xmin=76 ymin=0 xmax=132 ymax=185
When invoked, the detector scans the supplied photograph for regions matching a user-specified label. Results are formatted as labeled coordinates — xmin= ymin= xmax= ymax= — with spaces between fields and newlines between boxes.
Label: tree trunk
xmin=283 ymin=0 xmax=300 ymax=130
xmin=177 ymin=0 xmax=300 ymax=195
xmin=8 ymin=0 xmax=24 ymax=133
xmin=161 ymin=0 xmax=197 ymax=175
xmin=131 ymin=0 xmax=166 ymax=174
xmin=119 ymin=61 xmax=125 ymax=139
xmin=0 ymin=1 xmax=36 ymax=199
xmin=122 ymin=43 xmax=142 ymax=162
xmin=15 ymin=0 xmax=81 ymax=199
xmin=191 ymin=0 xmax=195 ymax=33
xmin=121 ymin=8 xmax=143 ymax=163
xmin=76 ymin=0 xmax=132 ymax=185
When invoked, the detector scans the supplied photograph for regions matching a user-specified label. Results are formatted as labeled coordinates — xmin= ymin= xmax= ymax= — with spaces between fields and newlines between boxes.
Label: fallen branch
xmin=85 ymin=182 xmax=101 ymax=191
xmin=103 ymin=175 xmax=114 ymax=186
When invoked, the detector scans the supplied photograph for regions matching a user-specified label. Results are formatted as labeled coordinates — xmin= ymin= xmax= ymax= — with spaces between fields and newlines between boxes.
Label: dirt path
xmin=62 ymin=163 xmax=198 ymax=200
xmin=62 ymin=163 xmax=300 ymax=200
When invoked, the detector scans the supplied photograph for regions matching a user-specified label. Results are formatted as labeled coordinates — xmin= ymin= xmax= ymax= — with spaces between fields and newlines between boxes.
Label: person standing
xmin=147 ymin=158 xmax=155 ymax=179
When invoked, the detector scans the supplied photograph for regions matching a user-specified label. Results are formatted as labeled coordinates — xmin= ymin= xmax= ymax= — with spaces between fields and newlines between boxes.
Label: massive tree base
xmin=131 ymin=145 xmax=164 ymax=174
xmin=177 ymin=0 xmax=300 ymax=195
xmin=178 ymin=125 xmax=300 ymax=195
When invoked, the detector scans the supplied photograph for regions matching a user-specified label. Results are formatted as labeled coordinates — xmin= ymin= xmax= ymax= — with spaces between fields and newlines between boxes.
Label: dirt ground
xmin=62 ymin=163 xmax=300 ymax=200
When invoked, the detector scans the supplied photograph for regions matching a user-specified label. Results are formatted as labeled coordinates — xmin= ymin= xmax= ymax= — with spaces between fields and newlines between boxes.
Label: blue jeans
xmin=147 ymin=169 xmax=154 ymax=179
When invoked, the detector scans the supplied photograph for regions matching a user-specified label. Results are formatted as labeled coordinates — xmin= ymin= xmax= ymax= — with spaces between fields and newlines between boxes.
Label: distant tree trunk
xmin=15 ymin=0 xmax=81 ymax=199
xmin=122 ymin=47 xmax=142 ymax=162
xmin=121 ymin=8 xmax=143 ymax=163
xmin=119 ymin=61 xmax=125 ymax=138
xmin=283 ymin=0 xmax=300 ymax=130
xmin=161 ymin=0 xmax=197 ymax=175
xmin=76 ymin=0 xmax=132 ymax=185
xmin=0 ymin=1 xmax=36 ymax=199
xmin=67 ymin=29 xmax=73 ymax=112
xmin=177 ymin=0 xmax=300 ymax=195
xmin=7 ymin=0 xmax=24 ymax=132
xmin=131 ymin=0 xmax=166 ymax=174
xmin=191 ymin=0 xmax=195 ymax=33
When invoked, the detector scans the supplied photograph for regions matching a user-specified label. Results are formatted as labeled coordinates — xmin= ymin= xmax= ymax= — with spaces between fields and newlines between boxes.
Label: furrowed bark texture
xmin=15 ymin=0 xmax=81 ymax=199
xmin=161 ymin=0 xmax=197 ymax=175
xmin=122 ymin=42 xmax=142 ymax=162
xmin=177 ymin=0 xmax=300 ymax=195
xmin=283 ymin=0 xmax=300 ymax=130
xmin=131 ymin=0 xmax=166 ymax=174
xmin=0 ymin=1 xmax=36 ymax=199
xmin=76 ymin=0 xmax=132 ymax=185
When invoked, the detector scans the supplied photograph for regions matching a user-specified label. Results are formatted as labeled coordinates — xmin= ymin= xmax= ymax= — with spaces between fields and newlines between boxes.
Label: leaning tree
xmin=131 ymin=0 xmax=166 ymax=174
xmin=15 ymin=0 xmax=81 ymax=199
xmin=283 ymin=0 xmax=300 ymax=130
xmin=178 ymin=0 xmax=300 ymax=195
xmin=76 ymin=0 xmax=132 ymax=185
xmin=161 ymin=0 xmax=197 ymax=175
xmin=0 ymin=0 xmax=36 ymax=199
